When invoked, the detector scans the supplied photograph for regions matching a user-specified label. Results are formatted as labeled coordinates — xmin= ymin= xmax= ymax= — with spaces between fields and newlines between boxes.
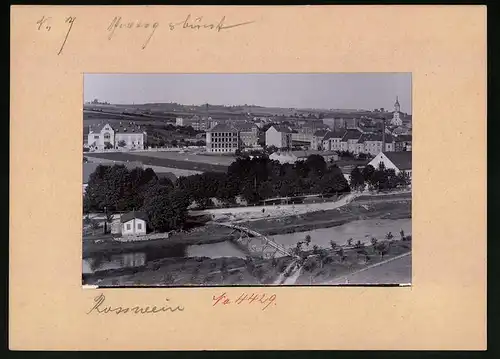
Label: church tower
xmin=390 ymin=96 xmax=403 ymax=126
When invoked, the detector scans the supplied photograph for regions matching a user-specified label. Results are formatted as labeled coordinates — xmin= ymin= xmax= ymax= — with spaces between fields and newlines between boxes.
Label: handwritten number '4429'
xmin=36 ymin=16 xmax=76 ymax=55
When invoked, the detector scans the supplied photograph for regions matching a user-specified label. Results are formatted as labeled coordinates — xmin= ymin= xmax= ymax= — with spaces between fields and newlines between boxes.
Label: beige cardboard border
xmin=10 ymin=5 xmax=486 ymax=350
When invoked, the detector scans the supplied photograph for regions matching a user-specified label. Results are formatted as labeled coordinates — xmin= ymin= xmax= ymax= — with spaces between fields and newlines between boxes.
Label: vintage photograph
xmin=82 ymin=73 xmax=412 ymax=287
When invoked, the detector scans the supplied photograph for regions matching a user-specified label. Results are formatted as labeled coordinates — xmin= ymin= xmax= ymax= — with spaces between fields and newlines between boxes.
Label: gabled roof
xmin=89 ymin=123 xmax=111 ymax=133
xmin=115 ymin=123 xmax=146 ymax=134
xmin=323 ymin=130 xmax=346 ymax=140
xmin=383 ymin=151 xmax=412 ymax=170
xmin=269 ymin=125 xmax=294 ymax=133
xmin=120 ymin=210 xmax=148 ymax=223
xmin=313 ymin=129 xmax=330 ymax=138
xmin=207 ymin=123 xmax=238 ymax=132
xmin=342 ymin=129 xmax=363 ymax=141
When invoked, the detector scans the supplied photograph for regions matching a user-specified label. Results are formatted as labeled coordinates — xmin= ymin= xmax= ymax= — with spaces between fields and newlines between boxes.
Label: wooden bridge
xmin=213 ymin=222 xmax=300 ymax=260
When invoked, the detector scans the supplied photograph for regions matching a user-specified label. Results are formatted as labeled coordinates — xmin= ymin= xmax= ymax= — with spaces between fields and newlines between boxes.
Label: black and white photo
xmin=82 ymin=73 xmax=412 ymax=287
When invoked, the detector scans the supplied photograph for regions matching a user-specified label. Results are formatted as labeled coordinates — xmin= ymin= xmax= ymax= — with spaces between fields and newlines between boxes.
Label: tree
xmin=362 ymin=165 xmax=376 ymax=184
xmin=329 ymin=240 xmax=337 ymax=250
xmin=304 ymin=235 xmax=312 ymax=247
xmin=318 ymin=169 xmax=350 ymax=195
xmin=371 ymin=237 xmax=378 ymax=246
xmin=400 ymin=229 xmax=406 ymax=241
xmin=104 ymin=142 xmax=113 ymax=150
xmin=304 ymin=155 xmax=327 ymax=177
xmin=385 ymin=232 xmax=394 ymax=240
xmin=117 ymin=140 xmax=127 ymax=148
xmin=142 ymin=187 xmax=190 ymax=232
xmin=171 ymin=139 xmax=178 ymax=147
xmin=347 ymin=238 xmax=353 ymax=246
xmin=257 ymin=181 xmax=275 ymax=200
xmin=349 ymin=167 xmax=365 ymax=191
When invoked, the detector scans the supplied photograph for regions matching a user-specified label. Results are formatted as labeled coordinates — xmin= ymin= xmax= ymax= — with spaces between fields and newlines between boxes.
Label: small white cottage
xmin=120 ymin=210 xmax=148 ymax=236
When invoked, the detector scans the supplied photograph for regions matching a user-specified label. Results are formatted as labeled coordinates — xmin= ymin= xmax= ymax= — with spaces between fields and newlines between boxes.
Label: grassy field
xmin=84 ymin=152 xmax=229 ymax=172
xmin=131 ymin=151 xmax=237 ymax=166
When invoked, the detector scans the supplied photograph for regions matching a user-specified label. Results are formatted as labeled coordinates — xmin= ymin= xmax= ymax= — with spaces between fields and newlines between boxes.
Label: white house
xmin=368 ymin=151 xmax=412 ymax=179
xmin=265 ymin=125 xmax=294 ymax=149
xmin=120 ymin=211 xmax=148 ymax=236
xmin=87 ymin=122 xmax=147 ymax=151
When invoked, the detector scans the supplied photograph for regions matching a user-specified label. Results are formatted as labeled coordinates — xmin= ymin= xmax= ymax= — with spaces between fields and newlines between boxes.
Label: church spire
xmin=394 ymin=96 xmax=400 ymax=112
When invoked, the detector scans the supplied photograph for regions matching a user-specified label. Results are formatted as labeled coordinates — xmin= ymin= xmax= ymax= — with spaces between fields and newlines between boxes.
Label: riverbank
xmin=83 ymin=238 xmax=412 ymax=286
xmin=83 ymin=223 xmax=232 ymax=258
xmin=244 ymin=195 xmax=411 ymax=236
xmin=83 ymin=194 xmax=411 ymax=258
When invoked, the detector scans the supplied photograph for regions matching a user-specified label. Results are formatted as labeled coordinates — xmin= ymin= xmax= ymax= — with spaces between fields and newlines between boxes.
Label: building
xmin=233 ymin=122 xmax=259 ymax=148
xmin=205 ymin=123 xmax=240 ymax=153
xmin=394 ymin=135 xmax=412 ymax=152
xmin=341 ymin=129 xmax=364 ymax=153
xmin=322 ymin=130 xmax=346 ymax=151
xmin=311 ymin=129 xmax=330 ymax=150
xmin=269 ymin=150 xmax=339 ymax=164
xmin=368 ymin=151 xmax=412 ymax=179
xmin=176 ymin=116 xmax=214 ymax=131
xmin=265 ymin=125 xmax=294 ymax=149
xmin=120 ymin=210 xmax=148 ymax=236
xmin=390 ymin=97 xmax=403 ymax=126
xmin=360 ymin=133 xmax=395 ymax=156
xmin=87 ymin=122 xmax=147 ymax=151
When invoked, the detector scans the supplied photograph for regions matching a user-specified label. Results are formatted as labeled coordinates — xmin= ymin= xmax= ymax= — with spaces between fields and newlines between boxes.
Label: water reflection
xmin=83 ymin=219 xmax=411 ymax=273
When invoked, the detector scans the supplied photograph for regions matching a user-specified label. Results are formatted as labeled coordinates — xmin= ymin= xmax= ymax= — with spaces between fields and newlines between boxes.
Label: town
xmin=82 ymin=74 xmax=412 ymax=287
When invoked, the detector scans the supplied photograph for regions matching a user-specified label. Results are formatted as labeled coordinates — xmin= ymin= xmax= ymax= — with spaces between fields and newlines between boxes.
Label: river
xmin=83 ymin=218 xmax=411 ymax=274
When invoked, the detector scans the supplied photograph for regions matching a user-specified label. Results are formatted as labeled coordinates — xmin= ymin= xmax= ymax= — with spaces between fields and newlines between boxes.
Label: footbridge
xmin=213 ymin=222 xmax=300 ymax=260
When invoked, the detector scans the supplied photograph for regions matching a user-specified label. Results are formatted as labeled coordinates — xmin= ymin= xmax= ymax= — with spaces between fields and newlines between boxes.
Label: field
xmin=131 ymin=150 xmax=237 ymax=166
xmin=84 ymin=151 xmax=230 ymax=172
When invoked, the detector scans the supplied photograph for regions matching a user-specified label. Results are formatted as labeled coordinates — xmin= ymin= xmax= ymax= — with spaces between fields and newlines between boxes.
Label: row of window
xmin=212 ymin=137 xmax=238 ymax=143
xmin=211 ymin=132 xmax=237 ymax=137
xmin=211 ymin=143 xmax=238 ymax=148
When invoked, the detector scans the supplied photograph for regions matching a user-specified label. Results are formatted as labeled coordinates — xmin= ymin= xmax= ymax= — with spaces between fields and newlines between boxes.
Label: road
xmin=326 ymin=252 xmax=412 ymax=285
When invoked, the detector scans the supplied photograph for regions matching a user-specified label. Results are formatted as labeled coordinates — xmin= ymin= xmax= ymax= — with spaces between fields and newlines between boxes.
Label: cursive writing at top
xmin=87 ymin=293 xmax=185 ymax=315
xmin=106 ymin=14 xmax=256 ymax=50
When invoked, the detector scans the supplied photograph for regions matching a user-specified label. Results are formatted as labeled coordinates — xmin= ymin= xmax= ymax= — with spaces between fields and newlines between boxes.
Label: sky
xmin=84 ymin=73 xmax=412 ymax=113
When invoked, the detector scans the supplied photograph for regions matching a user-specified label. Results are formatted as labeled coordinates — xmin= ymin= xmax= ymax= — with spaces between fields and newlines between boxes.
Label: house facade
xmin=205 ymin=123 xmax=240 ymax=153
xmin=311 ymin=129 xmax=330 ymax=150
xmin=368 ymin=151 xmax=412 ymax=180
xmin=265 ymin=125 xmax=294 ymax=149
xmin=87 ymin=122 xmax=147 ymax=151
xmin=233 ymin=122 xmax=259 ymax=148
xmin=120 ymin=211 xmax=148 ymax=236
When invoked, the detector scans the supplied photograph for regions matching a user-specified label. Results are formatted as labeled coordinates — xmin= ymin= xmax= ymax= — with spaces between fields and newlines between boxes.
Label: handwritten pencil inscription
xmin=36 ymin=15 xmax=76 ymax=55
xmin=87 ymin=293 xmax=185 ymax=315
xmin=36 ymin=14 xmax=255 ymax=54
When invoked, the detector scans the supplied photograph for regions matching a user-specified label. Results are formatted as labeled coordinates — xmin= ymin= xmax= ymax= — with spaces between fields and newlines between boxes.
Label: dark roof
xmin=232 ymin=122 xmax=257 ymax=132
xmin=114 ymin=124 xmax=146 ymax=134
xmin=323 ymin=130 xmax=346 ymax=140
xmin=82 ymin=162 xmax=100 ymax=184
xmin=313 ymin=129 xmax=330 ymax=137
xmin=360 ymin=133 xmax=395 ymax=143
xmin=120 ymin=210 xmax=148 ymax=223
xmin=342 ymin=129 xmax=363 ymax=141
xmin=383 ymin=151 xmax=412 ymax=170
xmin=269 ymin=125 xmax=294 ymax=133
xmin=208 ymin=123 xmax=238 ymax=132
xmin=395 ymin=134 xmax=412 ymax=142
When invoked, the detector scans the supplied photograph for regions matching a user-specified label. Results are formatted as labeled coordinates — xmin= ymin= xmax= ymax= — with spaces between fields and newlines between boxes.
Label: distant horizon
xmin=84 ymin=101 xmax=409 ymax=115
xmin=84 ymin=73 xmax=412 ymax=114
